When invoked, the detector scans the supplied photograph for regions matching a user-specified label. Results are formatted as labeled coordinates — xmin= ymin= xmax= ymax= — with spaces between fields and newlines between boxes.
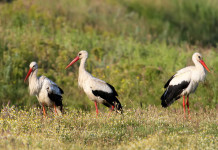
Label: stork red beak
xmin=24 ymin=68 xmax=32 ymax=82
xmin=199 ymin=60 xmax=210 ymax=72
xmin=65 ymin=56 xmax=80 ymax=69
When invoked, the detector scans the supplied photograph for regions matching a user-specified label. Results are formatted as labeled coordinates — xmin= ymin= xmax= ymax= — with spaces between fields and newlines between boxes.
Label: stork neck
xmin=79 ymin=57 xmax=87 ymax=73
xmin=29 ymin=68 xmax=37 ymax=79
xmin=193 ymin=59 xmax=205 ymax=72
xmin=28 ymin=69 xmax=40 ymax=95
xmin=78 ymin=57 xmax=90 ymax=89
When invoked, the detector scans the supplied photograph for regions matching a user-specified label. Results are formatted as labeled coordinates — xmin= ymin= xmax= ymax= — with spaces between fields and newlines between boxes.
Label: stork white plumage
xmin=161 ymin=52 xmax=210 ymax=119
xmin=24 ymin=62 xmax=64 ymax=116
xmin=65 ymin=50 xmax=122 ymax=116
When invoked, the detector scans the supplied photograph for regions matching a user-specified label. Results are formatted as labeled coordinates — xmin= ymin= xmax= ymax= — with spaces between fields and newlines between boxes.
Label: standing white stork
xmin=161 ymin=52 xmax=210 ymax=119
xmin=65 ymin=50 xmax=122 ymax=116
xmin=24 ymin=62 xmax=64 ymax=116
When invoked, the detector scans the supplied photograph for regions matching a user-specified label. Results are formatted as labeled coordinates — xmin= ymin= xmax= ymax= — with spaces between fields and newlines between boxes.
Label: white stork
xmin=161 ymin=52 xmax=210 ymax=119
xmin=65 ymin=50 xmax=122 ymax=116
xmin=24 ymin=62 xmax=64 ymax=116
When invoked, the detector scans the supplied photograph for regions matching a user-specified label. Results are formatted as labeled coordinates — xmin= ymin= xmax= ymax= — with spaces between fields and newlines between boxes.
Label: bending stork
xmin=65 ymin=50 xmax=122 ymax=116
xmin=24 ymin=62 xmax=64 ymax=116
xmin=161 ymin=52 xmax=210 ymax=119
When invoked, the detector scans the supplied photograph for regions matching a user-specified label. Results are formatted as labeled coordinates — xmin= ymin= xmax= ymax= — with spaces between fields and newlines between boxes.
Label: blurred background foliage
xmin=0 ymin=0 xmax=217 ymax=111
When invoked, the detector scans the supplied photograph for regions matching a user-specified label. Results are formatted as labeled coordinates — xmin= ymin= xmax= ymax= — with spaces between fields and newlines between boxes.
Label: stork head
xmin=192 ymin=52 xmax=210 ymax=72
xmin=78 ymin=50 xmax=88 ymax=59
xmin=65 ymin=50 xmax=88 ymax=69
xmin=24 ymin=61 xmax=38 ymax=82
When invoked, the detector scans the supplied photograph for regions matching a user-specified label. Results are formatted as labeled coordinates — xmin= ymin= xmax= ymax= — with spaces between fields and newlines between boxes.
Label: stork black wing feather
xmin=48 ymin=93 xmax=63 ymax=108
xmin=92 ymin=90 xmax=122 ymax=111
xmin=106 ymin=83 xmax=118 ymax=96
xmin=58 ymin=87 xmax=64 ymax=94
xmin=161 ymin=81 xmax=190 ymax=108
xmin=164 ymin=75 xmax=175 ymax=88
xmin=92 ymin=90 xmax=114 ymax=105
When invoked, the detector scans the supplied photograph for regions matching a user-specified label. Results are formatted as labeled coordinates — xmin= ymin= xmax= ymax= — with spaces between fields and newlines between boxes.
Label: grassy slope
xmin=0 ymin=106 xmax=217 ymax=149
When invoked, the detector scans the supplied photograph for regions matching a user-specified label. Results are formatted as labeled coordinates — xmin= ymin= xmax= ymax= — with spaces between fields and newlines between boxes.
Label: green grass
xmin=0 ymin=105 xmax=217 ymax=149
xmin=0 ymin=0 xmax=217 ymax=109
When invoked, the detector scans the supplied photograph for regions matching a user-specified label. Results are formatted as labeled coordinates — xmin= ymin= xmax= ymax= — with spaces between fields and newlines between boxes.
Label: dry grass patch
xmin=0 ymin=105 xmax=217 ymax=149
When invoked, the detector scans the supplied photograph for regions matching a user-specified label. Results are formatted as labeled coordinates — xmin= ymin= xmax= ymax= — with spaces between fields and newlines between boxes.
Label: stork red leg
xmin=183 ymin=96 xmax=186 ymax=119
xmin=111 ymin=105 xmax=115 ymax=111
xmin=108 ymin=105 xmax=115 ymax=117
xmin=94 ymin=101 xmax=99 ymax=116
xmin=186 ymin=95 xmax=190 ymax=119
xmin=54 ymin=104 xmax=57 ymax=115
xmin=42 ymin=104 xmax=46 ymax=117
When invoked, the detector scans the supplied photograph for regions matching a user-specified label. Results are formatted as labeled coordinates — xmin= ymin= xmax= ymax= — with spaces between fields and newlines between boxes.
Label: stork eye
xmin=79 ymin=53 xmax=81 ymax=56
xmin=198 ymin=56 xmax=201 ymax=59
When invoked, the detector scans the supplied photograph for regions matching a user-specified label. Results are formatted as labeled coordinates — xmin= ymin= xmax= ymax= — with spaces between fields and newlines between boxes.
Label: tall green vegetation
xmin=0 ymin=0 xmax=217 ymax=111
xmin=123 ymin=0 xmax=218 ymax=46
